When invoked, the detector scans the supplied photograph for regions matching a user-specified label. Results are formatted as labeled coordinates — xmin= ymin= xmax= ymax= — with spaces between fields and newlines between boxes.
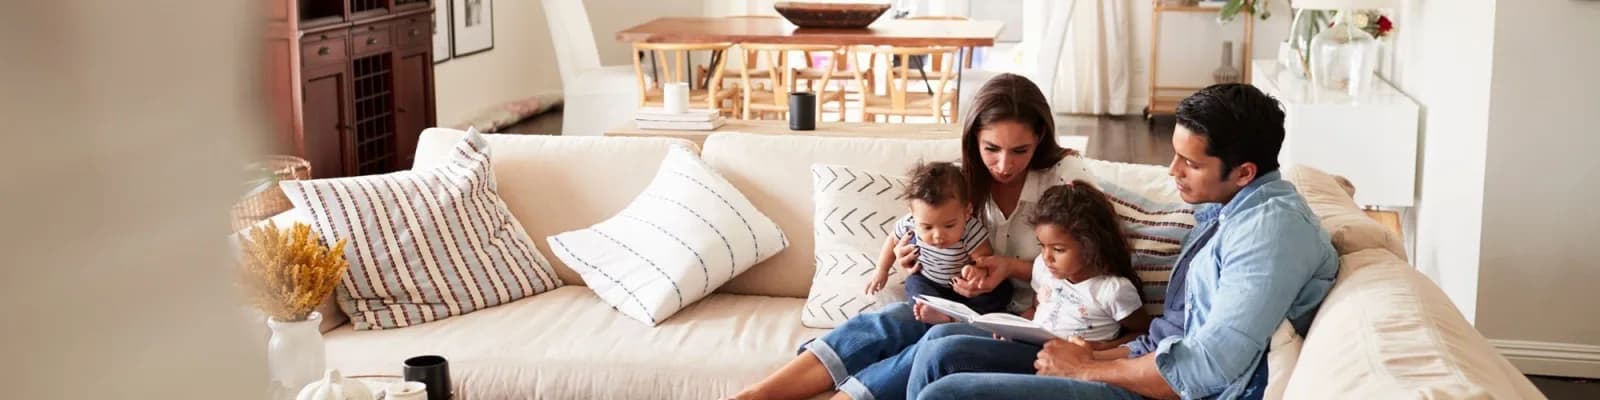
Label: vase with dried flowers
xmin=238 ymin=221 xmax=348 ymax=394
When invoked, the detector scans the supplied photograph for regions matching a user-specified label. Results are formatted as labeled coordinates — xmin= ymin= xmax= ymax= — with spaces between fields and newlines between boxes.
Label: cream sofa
xmin=269 ymin=128 xmax=1542 ymax=399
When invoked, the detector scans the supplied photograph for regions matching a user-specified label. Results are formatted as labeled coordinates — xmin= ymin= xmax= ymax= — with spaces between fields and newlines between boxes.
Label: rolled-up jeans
xmin=800 ymin=302 xmax=929 ymax=400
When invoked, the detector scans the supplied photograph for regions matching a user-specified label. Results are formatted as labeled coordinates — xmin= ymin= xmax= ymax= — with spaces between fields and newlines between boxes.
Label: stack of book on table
xmin=636 ymin=108 xmax=725 ymax=131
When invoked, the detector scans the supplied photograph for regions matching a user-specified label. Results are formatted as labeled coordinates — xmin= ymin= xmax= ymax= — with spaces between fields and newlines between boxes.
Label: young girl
xmin=916 ymin=181 xmax=1151 ymax=343
xmin=1024 ymin=181 xmax=1150 ymax=343
xmin=865 ymin=161 xmax=1014 ymax=320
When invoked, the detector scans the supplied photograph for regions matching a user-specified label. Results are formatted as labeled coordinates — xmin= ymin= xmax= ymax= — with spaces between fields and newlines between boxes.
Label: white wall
xmin=1129 ymin=0 xmax=1291 ymax=114
xmin=434 ymin=0 xmax=561 ymax=126
xmin=1475 ymin=0 xmax=1600 ymax=378
xmin=1 ymin=1 xmax=265 ymax=398
xmin=434 ymin=0 xmax=701 ymax=127
xmin=1386 ymin=0 xmax=1497 ymax=323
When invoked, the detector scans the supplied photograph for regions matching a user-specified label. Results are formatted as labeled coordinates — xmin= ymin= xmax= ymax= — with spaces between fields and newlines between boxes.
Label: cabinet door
xmin=393 ymin=48 xmax=435 ymax=169
xmin=301 ymin=63 xmax=353 ymax=178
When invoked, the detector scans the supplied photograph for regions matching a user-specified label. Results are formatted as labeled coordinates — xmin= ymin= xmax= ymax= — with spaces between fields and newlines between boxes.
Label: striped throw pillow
xmin=547 ymin=145 xmax=788 ymax=326
xmin=1082 ymin=159 xmax=1195 ymax=316
xmin=279 ymin=128 xmax=562 ymax=330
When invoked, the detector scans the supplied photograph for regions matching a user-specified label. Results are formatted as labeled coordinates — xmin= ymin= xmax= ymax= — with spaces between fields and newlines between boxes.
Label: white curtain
xmin=1054 ymin=0 xmax=1132 ymax=115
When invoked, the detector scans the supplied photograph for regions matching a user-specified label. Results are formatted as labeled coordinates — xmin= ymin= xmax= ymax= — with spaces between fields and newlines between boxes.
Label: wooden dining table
xmin=617 ymin=16 xmax=1004 ymax=110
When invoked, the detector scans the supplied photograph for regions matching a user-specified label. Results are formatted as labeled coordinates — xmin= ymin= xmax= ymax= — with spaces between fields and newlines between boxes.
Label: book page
xmin=972 ymin=314 xmax=1061 ymax=346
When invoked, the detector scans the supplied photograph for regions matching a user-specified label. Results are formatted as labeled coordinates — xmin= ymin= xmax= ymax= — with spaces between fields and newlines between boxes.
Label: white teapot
xmin=296 ymin=369 xmax=376 ymax=400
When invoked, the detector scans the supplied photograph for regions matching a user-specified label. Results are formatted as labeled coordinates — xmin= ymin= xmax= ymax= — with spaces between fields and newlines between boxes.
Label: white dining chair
xmin=956 ymin=0 xmax=1076 ymax=115
xmin=541 ymin=0 xmax=640 ymax=136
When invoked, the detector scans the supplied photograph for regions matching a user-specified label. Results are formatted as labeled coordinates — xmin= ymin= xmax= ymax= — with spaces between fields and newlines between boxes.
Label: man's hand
xmin=1035 ymin=337 xmax=1095 ymax=379
xmin=893 ymin=235 xmax=920 ymax=275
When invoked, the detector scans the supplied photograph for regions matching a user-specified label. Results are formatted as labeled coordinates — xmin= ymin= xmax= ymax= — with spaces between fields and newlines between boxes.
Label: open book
xmin=915 ymin=295 xmax=1061 ymax=346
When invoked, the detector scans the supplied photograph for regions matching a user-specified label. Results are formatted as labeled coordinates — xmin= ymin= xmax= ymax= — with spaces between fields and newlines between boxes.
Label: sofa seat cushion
xmin=323 ymin=286 xmax=828 ymax=399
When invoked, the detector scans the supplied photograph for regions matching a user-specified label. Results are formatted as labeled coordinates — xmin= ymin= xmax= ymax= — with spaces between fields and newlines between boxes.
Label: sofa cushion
xmin=323 ymin=286 xmax=828 ymax=399
xmin=702 ymin=134 xmax=963 ymax=298
xmin=804 ymin=164 xmax=912 ymax=328
xmin=1285 ymin=249 xmax=1543 ymax=399
xmin=1081 ymin=159 xmax=1195 ymax=316
xmin=1281 ymin=166 xmax=1407 ymax=261
xmin=280 ymin=129 xmax=562 ymax=330
xmin=546 ymin=145 xmax=789 ymax=326
xmin=413 ymin=128 xmax=700 ymax=287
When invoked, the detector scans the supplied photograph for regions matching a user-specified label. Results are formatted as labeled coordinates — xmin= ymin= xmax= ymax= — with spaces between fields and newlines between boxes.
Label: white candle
xmin=663 ymin=82 xmax=690 ymax=114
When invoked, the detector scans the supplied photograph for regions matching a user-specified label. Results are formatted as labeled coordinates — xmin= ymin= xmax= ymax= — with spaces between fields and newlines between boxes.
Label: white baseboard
xmin=1491 ymin=339 xmax=1600 ymax=378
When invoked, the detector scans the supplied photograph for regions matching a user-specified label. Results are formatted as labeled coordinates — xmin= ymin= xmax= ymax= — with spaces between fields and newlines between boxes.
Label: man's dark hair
xmin=1175 ymin=83 xmax=1286 ymax=179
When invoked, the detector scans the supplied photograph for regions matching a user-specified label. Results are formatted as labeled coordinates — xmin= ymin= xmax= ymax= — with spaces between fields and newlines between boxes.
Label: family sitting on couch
xmin=731 ymin=74 xmax=1340 ymax=400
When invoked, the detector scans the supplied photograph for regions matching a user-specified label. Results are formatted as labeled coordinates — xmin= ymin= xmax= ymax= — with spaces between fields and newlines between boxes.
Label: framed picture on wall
xmin=433 ymin=0 xmax=452 ymax=63
xmin=452 ymin=0 xmax=494 ymax=57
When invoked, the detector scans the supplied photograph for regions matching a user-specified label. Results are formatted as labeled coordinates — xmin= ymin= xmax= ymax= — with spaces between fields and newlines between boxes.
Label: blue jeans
xmin=916 ymin=373 xmax=1143 ymax=400
xmin=802 ymin=302 xmax=930 ymax=400
xmin=906 ymin=323 xmax=1042 ymax=397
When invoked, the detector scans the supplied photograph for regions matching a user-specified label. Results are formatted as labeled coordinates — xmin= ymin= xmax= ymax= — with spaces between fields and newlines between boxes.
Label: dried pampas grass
xmin=238 ymin=221 xmax=348 ymax=322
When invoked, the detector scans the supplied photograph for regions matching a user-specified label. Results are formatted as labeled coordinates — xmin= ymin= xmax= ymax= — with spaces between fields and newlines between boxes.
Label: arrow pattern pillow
xmin=804 ymin=164 xmax=911 ymax=328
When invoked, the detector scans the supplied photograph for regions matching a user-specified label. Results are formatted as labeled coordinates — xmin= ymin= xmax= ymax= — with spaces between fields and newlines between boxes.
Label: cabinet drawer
xmin=350 ymin=23 xmax=393 ymax=56
xmin=394 ymin=15 xmax=430 ymax=49
xmin=300 ymin=33 xmax=348 ymax=68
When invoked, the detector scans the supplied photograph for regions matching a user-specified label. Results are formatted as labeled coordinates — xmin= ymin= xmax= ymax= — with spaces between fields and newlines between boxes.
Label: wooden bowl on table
xmin=773 ymin=2 xmax=891 ymax=30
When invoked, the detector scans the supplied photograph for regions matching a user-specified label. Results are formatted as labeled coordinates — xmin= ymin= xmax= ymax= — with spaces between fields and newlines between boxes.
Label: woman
xmin=729 ymin=73 xmax=1093 ymax=400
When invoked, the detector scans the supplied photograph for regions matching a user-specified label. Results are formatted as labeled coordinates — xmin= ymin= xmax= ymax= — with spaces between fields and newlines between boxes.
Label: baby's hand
xmin=864 ymin=270 xmax=890 ymax=295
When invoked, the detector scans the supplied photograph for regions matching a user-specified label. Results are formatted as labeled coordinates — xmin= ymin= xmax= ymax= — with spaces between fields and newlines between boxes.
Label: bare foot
xmin=727 ymin=386 xmax=766 ymax=400
xmin=913 ymin=302 xmax=955 ymax=324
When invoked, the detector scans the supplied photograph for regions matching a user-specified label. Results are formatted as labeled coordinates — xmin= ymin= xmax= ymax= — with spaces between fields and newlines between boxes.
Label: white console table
xmin=1252 ymin=60 xmax=1420 ymax=207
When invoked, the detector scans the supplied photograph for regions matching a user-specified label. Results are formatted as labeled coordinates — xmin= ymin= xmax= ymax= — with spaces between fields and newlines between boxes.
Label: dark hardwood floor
xmin=1058 ymin=114 xmax=1175 ymax=167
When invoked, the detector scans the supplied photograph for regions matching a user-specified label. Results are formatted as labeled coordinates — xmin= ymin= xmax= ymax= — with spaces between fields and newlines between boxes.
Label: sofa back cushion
xmin=413 ymin=128 xmax=699 ymax=287
xmin=1080 ymin=159 xmax=1195 ymax=316
xmin=1281 ymin=166 xmax=1407 ymax=261
xmin=701 ymin=134 xmax=962 ymax=298
xmin=1286 ymin=249 xmax=1542 ymax=398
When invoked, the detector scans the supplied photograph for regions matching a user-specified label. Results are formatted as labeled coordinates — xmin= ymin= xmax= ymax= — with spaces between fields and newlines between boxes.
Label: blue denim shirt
xmin=1151 ymin=171 xmax=1339 ymax=399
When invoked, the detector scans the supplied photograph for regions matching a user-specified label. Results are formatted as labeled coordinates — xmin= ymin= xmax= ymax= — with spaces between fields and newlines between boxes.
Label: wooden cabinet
xmin=301 ymin=63 xmax=353 ymax=178
xmin=270 ymin=0 xmax=436 ymax=178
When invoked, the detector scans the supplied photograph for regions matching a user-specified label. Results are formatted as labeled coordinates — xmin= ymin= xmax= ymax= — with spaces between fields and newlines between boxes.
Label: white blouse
xmin=979 ymin=156 xmax=1095 ymax=311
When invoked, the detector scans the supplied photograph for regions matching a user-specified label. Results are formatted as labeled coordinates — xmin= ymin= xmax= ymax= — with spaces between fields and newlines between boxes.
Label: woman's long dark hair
xmin=960 ymin=73 xmax=1068 ymax=208
xmin=1030 ymin=181 xmax=1143 ymax=298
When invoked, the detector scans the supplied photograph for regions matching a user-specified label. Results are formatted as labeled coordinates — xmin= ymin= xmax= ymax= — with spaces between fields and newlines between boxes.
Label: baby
xmin=866 ymin=161 xmax=1014 ymax=319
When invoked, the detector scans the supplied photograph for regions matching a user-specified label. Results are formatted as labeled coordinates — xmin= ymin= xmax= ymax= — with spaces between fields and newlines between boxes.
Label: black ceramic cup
xmin=403 ymin=355 xmax=451 ymax=400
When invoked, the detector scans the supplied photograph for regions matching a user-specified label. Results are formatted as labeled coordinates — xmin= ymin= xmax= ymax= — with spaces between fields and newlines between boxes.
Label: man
xmin=911 ymin=83 xmax=1339 ymax=400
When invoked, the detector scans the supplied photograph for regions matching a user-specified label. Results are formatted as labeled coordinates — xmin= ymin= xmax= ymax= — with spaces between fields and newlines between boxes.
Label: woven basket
xmin=230 ymin=155 xmax=312 ymax=232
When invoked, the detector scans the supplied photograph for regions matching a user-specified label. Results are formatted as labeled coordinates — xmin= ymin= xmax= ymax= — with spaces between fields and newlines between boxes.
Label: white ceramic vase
xmin=268 ymin=311 xmax=327 ymax=394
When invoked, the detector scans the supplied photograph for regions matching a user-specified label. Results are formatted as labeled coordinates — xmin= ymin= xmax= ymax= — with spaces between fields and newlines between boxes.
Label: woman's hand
xmin=951 ymin=255 xmax=1011 ymax=297
xmin=893 ymin=235 xmax=920 ymax=275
